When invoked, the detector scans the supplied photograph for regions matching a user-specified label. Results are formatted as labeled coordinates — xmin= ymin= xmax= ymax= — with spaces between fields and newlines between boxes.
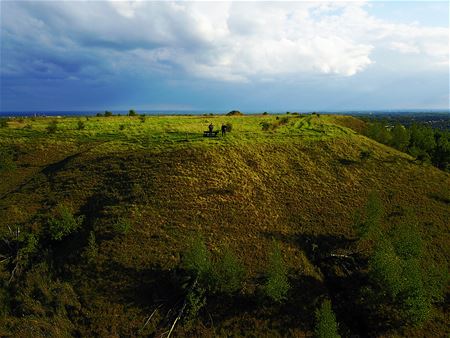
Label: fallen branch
xmin=140 ymin=306 xmax=161 ymax=332
xmin=166 ymin=277 xmax=198 ymax=338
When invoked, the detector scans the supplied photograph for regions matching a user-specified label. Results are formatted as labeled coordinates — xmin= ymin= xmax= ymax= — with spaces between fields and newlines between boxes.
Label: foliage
xmin=46 ymin=120 xmax=58 ymax=134
xmin=365 ymin=203 xmax=446 ymax=326
xmin=226 ymin=110 xmax=242 ymax=116
xmin=128 ymin=109 xmax=137 ymax=117
xmin=364 ymin=121 xmax=450 ymax=172
xmin=354 ymin=191 xmax=383 ymax=250
xmin=112 ymin=217 xmax=131 ymax=234
xmin=225 ymin=122 xmax=233 ymax=133
xmin=77 ymin=120 xmax=85 ymax=130
xmin=47 ymin=204 xmax=84 ymax=241
xmin=263 ymin=241 xmax=290 ymax=302
xmin=104 ymin=111 xmax=113 ymax=117
xmin=0 ymin=148 xmax=16 ymax=172
xmin=83 ymin=231 xmax=98 ymax=263
xmin=139 ymin=115 xmax=146 ymax=123
xmin=314 ymin=299 xmax=341 ymax=338
xmin=183 ymin=236 xmax=212 ymax=283
xmin=212 ymin=247 xmax=245 ymax=294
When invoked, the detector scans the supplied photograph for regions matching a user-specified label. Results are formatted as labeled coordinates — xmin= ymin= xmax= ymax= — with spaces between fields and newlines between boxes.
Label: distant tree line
xmin=364 ymin=121 xmax=450 ymax=172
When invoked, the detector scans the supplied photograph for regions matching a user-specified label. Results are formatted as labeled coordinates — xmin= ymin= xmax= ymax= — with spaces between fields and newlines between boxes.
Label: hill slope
xmin=0 ymin=114 xmax=448 ymax=337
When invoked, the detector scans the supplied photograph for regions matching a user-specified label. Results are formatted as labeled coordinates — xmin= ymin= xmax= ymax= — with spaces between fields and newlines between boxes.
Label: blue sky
xmin=1 ymin=1 xmax=449 ymax=112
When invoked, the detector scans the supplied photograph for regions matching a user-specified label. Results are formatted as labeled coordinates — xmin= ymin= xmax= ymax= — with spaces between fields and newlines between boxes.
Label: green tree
xmin=46 ymin=120 xmax=58 ymax=133
xmin=183 ymin=236 xmax=212 ymax=283
xmin=47 ymin=204 xmax=84 ymax=241
xmin=213 ymin=247 xmax=245 ymax=294
xmin=77 ymin=120 xmax=85 ymax=130
xmin=390 ymin=124 xmax=410 ymax=151
xmin=354 ymin=191 xmax=383 ymax=251
xmin=314 ymin=299 xmax=341 ymax=338
xmin=128 ymin=109 xmax=137 ymax=116
xmin=263 ymin=241 xmax=290 ymax=302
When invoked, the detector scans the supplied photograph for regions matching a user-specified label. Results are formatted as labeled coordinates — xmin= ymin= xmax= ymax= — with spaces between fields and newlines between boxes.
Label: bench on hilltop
xmin=203 ymin=130 xmax=219 ymax=137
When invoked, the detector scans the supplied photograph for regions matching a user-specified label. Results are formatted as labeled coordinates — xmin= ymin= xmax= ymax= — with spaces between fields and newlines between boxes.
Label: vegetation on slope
xmin=0 ymin=114 xmax=448 ymax=337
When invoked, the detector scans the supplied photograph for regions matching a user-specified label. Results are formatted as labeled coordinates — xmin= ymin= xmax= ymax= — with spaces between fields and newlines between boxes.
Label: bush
xmin=314 ymin=299 xmax=341 ymax=338
xmin=77 ymin=120 xmax=85 ymax=130
xmin=83 ymin=231 xmax=98 ymax=263
xmin=263 ymin=241 xmax=290 ymax=302
xmin=212 ymin=247 xmax=245 ymax=294
xmin=139 ymin=115 xmax=146 ymax=123
xmin=226 ymin=110 xmax=243 ymax=116
xmin=112 ymin=218 xmax=131 ymax=234
xmin=46 ymin=120 xmax=58 ymax=134
xmin=354 ymin=191 xmax=383 ymax=249
xmin=183 ymin=236 xmax=212 ymax=282
xmin=0 ymin=149 xmax=16 ymax=172
xmin=128 ymin=109 xmax=137 ymax=116
xmin=104 ymin=111 xmax=113 ymax=117
xmin=225 ymin=122 xmax=233 ymax=133
xmin=261 ymin=122 xmax=272 ymax=131
xmin=47 ymin=204 xmax=84 ymax=241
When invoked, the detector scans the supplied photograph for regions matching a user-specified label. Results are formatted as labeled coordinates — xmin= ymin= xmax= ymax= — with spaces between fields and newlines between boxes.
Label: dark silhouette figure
xmin=221 ymin=124 xmax=227 ymax=136
xmin=208 ymin=123 xmax=214 ymax=133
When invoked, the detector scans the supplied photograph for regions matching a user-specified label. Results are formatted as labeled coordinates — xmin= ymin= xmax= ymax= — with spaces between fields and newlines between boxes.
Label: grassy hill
xmin=0 ymin=114 xmax=448 ymax=337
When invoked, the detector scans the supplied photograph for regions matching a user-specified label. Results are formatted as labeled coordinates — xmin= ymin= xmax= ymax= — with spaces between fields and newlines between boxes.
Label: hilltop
xmin=0 ymin=114 xmax=448 ymax=337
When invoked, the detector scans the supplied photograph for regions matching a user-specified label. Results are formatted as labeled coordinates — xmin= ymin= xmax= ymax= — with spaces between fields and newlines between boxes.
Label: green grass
xmin=0 ymin=114 xmax=448 ymax=337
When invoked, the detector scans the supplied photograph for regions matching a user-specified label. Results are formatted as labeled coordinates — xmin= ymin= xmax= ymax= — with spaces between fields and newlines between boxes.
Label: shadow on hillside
xmin=262 ymin=230 xmax=371 ymax=336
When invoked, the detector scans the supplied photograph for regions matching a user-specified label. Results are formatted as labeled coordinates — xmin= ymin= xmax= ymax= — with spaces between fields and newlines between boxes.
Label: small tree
xmin=213 ymin=247 xmax=245 ymax=294
xmin=128 ymin=109 xmax=137 ymax=117
xmin=46 ymin=120 xmax=58 ymax=134
xmin=315 ymin=299 xmax=341 ymax=338
xmin=47 ymin=204 xmax=84 ymax=241
xmin=77 ymin=120 xmax=85 ymax=130
xmin=263 ymin=241 xmax=290 ymax=302
xmin=183 ymin=236 xmax=212 ymax=283
xmin=104 ymin=111 xmax=113 ymax=117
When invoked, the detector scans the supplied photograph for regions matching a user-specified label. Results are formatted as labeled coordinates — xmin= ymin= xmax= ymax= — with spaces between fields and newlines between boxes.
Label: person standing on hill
xmin=208 ymin=123 xmax=214 ymax=133
xmin=221 ymin=124 xmax=227 ymax=136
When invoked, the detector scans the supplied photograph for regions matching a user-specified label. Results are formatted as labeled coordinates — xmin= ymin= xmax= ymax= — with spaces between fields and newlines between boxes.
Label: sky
xmin=0 ymin=0 xmax=449 ymax=112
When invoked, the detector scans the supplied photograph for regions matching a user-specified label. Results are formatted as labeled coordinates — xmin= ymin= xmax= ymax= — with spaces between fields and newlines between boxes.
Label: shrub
xmin=139 ymin=115 xmax=146 ymax=123
xmin=77 ymin=120 xmax=85 ymax=130
xmin=263 ymin=241 xmax=290 ymax=302
xmin=183 ymin=236 xmax=211 ymax=282
xmin=47 ymin=204 xmax=84 ymax=241
xmin=213 ymin=247 xmax=245 ymax=294
xmin=84 ymin=231 xmax=98 ymax=263
xmin=226 ymin=110 xmax=243 ymax=116
xmin=128 ymin=109 xmax=137 ymax=116
xmin=368 ymin=239 xmax=403 ymax=298
xmin=354 ymin=191 xmax=383 ymax=249
xmin=0 ymin=149 xmax=16 ymax=172
xmin=263 ymin=112 xmax=268 ymax=115
xmin=112 ymin=218 xmax=131 ymax=234
xmin=96 ymin=112 xmax=103 ymax=117
xmin=314 ymin=299 xmax=341 ymax=338
xmin=46 ymin=120 xmax=58 ymax=134
xmin=225 ymin=122 xmax=233 ymax=133
xmin=104 ymin=111 xmax=113 ymax=117
xmin=261 ymin=122 xmax=272 ymax=131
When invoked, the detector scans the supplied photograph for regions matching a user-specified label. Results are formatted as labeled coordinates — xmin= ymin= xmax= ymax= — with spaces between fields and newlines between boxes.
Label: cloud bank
xmin=2 ymin=1 xmax=448 ymax=83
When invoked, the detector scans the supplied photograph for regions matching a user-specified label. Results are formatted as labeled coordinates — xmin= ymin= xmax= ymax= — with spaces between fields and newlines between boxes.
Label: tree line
xmin=364 ymin=121 xmax=450 ymax=171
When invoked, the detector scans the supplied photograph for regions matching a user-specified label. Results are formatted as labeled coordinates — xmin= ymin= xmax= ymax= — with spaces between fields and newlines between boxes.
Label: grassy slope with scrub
xmin=0 ymin=114 xmax=448 ymax=337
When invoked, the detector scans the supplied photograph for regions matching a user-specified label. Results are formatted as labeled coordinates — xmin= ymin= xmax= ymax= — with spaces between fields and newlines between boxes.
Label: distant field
xmin=0 ymin=114 xmax=448 ymax=337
